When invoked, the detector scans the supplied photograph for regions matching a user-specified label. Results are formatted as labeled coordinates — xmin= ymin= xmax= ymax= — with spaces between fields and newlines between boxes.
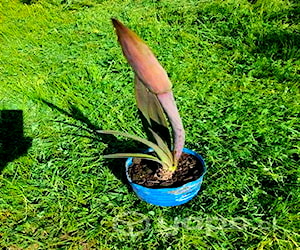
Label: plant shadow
xmin=41 ymin=99 xmax=143 ymax=187
xmin=0 ymin=110 xmax=32 ymax=173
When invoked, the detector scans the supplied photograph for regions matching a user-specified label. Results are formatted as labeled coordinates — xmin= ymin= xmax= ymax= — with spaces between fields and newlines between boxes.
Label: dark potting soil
xmin=128 ymin=153 xmax=205 ymax=188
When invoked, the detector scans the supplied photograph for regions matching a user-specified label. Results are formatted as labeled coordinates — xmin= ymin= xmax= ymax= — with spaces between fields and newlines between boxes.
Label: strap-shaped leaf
xmin=103 ymin=153 xmax=163 ymax=165
xmin=148 ymin=128 xmax=173 ymax=164
xmin=96 ymin=129 xmax=173 ymax=169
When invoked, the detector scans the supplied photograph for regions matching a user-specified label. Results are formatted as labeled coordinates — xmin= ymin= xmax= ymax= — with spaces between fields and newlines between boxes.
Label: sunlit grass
xmin=0 ymin=0 xmax=299 ymax=249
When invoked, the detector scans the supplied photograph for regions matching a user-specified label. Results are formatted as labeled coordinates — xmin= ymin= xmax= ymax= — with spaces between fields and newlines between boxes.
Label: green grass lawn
xmin=0 ymin=0 xmax=299 ymax=248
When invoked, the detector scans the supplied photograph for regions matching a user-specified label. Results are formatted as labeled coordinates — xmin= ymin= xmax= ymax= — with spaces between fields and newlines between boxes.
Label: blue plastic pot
xmin=125 ymin=148 xmax=206 ymax=207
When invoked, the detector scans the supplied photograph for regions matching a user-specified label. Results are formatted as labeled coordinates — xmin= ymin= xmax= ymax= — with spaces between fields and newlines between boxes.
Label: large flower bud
xmin=112 ymin=19 xmax=172 ymax=94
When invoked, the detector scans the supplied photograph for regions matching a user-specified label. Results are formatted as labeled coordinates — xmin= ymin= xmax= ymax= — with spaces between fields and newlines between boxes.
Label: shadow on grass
xmin=0 ymin=110 xmax=32 ymax=173
xmin=41 ymin=99 xmax=143 ymax=187
xmin=254 ymin=30 xmax=300 ymax=61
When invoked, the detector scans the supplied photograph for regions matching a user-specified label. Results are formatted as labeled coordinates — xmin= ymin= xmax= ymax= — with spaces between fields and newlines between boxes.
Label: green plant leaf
xmin=103 ymin=153 xmax=163 ymax=165
xmin=148 ymin=128 xmax=173 ymax=163
xmin=96 ymin=129 xmax=173 ymax=169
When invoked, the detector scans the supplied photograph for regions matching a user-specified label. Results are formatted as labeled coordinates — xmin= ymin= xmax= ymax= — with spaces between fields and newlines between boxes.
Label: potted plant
xmin=97 ymin=19 xmax=206 ymax=207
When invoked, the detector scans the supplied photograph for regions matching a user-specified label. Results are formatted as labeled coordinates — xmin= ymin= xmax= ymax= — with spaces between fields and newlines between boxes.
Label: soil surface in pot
xmin=128 ymin=153 xmax=204 ymax=188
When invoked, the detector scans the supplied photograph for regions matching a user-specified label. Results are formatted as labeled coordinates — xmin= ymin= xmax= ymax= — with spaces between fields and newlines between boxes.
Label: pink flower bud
xmin=112 ymin=19 xmax=172 ymax=94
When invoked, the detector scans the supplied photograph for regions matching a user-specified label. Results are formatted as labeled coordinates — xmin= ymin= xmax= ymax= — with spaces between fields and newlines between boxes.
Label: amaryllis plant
xmin=98 ymin=19 xmax=185 ymax=180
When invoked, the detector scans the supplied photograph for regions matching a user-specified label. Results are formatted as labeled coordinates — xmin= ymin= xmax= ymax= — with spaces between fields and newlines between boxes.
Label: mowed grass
xmin=0 ymin=0 xmax=299 ymax=249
